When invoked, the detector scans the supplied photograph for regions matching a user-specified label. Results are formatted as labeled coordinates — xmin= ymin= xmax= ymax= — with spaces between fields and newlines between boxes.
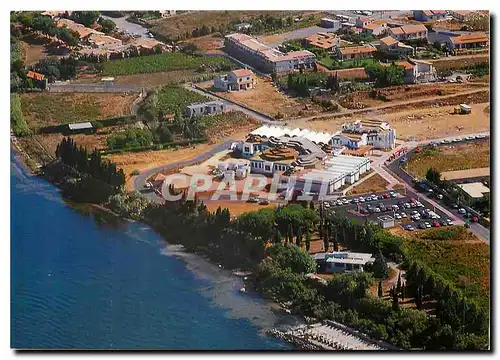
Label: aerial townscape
xmin=10 ymin=9 xmax=490 ymax=351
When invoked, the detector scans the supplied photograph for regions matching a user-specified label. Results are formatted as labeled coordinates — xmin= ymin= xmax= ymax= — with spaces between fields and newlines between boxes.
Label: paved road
xmin=101 ymin=15 xmax=150 ymax=38
xmin=384 ymin=135 xmax=490 ymax=243
xmin=183 ymin=84 xmax=280 ymax=125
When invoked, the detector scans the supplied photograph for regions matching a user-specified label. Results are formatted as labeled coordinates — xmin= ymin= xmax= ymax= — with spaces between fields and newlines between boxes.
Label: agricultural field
xmin=102 ymin=52 xmax=233 ymax=76
xmin=73 ymin=69 xmax=225 ymax=89
xmin=403 ymin=227 xmax=490 ymax=310
xmin=430 ymin=55 xmax=489 ymax=70
xmin=20 ymin=93 xmax=137 ymax=131
xmin=405 ymin=141 xmax=490 ymax=178
xmin=139 ymin=85 xmax=209 ymax=120
xmin=346 ymin=173 xmax=390 ymax=195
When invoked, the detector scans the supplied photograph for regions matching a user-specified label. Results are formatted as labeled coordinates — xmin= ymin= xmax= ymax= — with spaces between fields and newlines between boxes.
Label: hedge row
xmin=100 ymin=138 xmax=208 ymax=155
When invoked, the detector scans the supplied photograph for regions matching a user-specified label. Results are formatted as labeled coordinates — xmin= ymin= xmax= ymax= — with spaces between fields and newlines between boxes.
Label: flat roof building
xmin=324 ymin=252 xmax=375 ymax=273
xmin=457 ymin=182 xmax=490 ymax=199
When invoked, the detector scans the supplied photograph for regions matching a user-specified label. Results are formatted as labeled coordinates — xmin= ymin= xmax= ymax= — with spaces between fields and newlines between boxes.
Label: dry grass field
xmin=406 ymin=140 xmax=490 ymax=178
xmin=346 ymin=173 xmax=390 ymax=195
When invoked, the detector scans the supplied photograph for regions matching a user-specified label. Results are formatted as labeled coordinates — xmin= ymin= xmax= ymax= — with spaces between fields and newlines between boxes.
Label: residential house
xmin=303 ymin=32 xmax=340 ymax=52
xmin=56 ymin=18 xmax=102 ymax=41
xmin=413 ymin=10 xmax=447 ymax=22
xmin=445 ymin=32 xmax=489 ymax=50
xmin=224 ymin=33 xmax=316 ymax=74
xmin=392 ymin=59 xmax=437 ymax=84
xmin=41 ymin=11 xmax=72 ymax=19
xmin=214 ymin=69 xmax=257 ymax=91
xmin=448 ymin=10 xmax=475 ymax=21
xmin=26 ymin=71 xmax=48 ymax=88
xmin=159 ymin=10 xmax=176 ymax=17
xmin=130 ymin=37 xmax=167 ymax=55
xmin=378 ymin=36 xmax=414 ymax=56
xmin=388 ymin=24 xmax=428 ymax=41
xmin=355 ymin=16 xmax=374 ymax=28
xmin=362 ymin=21 xmax=388 ymax=36
xmin=184 ymin=101 xmax=226 ymax=118
xmin=87 ymin=34 xmax=122 ymax=49
xmin=320 ymin=18 xmax=341 ymax=30
xmin=67 ymin=122 xmax=94 ymax=134
xmin=337 ymin=45 xmax=376 ymax=61
xmin=323 ymin=252 xmax=375 ymax=273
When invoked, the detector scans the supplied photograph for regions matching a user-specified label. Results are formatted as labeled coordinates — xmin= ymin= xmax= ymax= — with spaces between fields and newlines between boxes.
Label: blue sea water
xmin=10 ymin=155 xmax=292 ymax=350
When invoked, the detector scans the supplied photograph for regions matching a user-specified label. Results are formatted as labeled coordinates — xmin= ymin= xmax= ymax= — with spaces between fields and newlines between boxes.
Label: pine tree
xmin=396 ymin=273 xmax=402 ymax=295
xmin=273 ymin=229 xmax=281 ymax=244
xmin=378 ymin=280 xmax=383 ymax=298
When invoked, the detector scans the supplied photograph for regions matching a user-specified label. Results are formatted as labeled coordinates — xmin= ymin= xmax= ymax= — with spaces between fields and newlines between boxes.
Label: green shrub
xmin=10 ymin=94 xmax=30 ymax=136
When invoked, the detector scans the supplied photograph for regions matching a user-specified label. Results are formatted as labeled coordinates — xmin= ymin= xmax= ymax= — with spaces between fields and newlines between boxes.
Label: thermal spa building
xmin=233 ymin=125 xmax=371 ymax=194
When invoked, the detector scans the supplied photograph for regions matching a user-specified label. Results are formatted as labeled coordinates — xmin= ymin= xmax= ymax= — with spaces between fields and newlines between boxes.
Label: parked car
xmin=432 ymin=221 xmax=441 ymax=227
xmin=424 ymin=222 xmax=432 ymax=228
xmin=440 ymin=220 xmax=448 ymax=226
xmin=374 ymin=207 xmax=381 ymax=213
xmin=383 ymin=193 xmax=390 ymax=199
xmin=247 ymin=196 xmax=258 ymax=203
xmin=392 ymin=205 xmax=399 ymax=211
xmin=458 ymin=208 xmax=466 ymax=214
xmin=394 ymin=213 xmax=402 ymax=220
xmin=353 ymin=198 xmax=359 ymax=203
xmin=359 ymin=197 xmax=366 ymax=203
xmin=436 ymin=194 xmax=443 ymax=200
xmin=419 ymin=223 xmax=427 ymax=229
xmin=259 ymin=199 xmax=270 ymax=205
xmin=407 ymin=225 xmax=415 ymax=231
xmin=379 ymin=204 xmax=387 ymax=212
xmin=323 ymin=202 xmax=330 ymax=208
xmin=471 ymin=216 xmax=479 ymax=222
xmin=446 ymin=218 xmax=453 ymax=225
xmin=401 ymin=212 xmax=407 ymax=218
xmin=389 ymin=191 xmax=397 ymax=198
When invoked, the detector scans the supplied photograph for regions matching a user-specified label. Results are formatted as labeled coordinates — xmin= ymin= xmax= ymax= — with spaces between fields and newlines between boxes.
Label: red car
xmin=471 ymin=216 xmax=479 ymax=222
xmin=415 ymin=147 xmax=423 ymax=153
xmin=432 ymin=221 xmax=441 ymax=227
xmin=383 ymin=193 xmax=390 ymax=199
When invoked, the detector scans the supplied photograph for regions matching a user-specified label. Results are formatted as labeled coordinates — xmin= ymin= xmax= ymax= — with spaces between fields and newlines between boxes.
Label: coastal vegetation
xmin=45 ymin=137 xmax=125 ymax=203
xmin=102 ymin=52 xmax=233 ymax=76
xmin=11 ymin=94 xmax=30 ymax=136
xmin=41 ymin=138 xmax=490 ymax=350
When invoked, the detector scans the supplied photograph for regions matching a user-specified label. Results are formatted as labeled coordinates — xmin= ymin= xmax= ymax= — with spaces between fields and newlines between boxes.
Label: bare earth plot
xmin=20 ymin=93 xmax=137 ymax=131
xmin=182 ymin=34 xmax=224 ymax=52
xmin=294 ymin=102 xmax=490 ymax=141
xmin=441 ymin=167 xmax=490 ymax=181
xmin=202 ymin=76 xmax=323 ymax=119
xmin=405 ymin=140 xmax=490 ymax=178
xmin=346 ymin=173 xmax=390 ymax=195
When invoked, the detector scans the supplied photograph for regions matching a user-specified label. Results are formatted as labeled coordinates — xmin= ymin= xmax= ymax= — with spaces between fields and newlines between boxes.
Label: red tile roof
xmin=380 ymin=36 xmax=399 ymax=46
xmin=231 ymin=69 xmax=253 ymax=77
xmin=27 ymin=71 xmax=45 ymax=81
xmin=450 ymin=32 xmax=488 ymax=45
xmin=339 ymin=45 xmax=377 ymax=55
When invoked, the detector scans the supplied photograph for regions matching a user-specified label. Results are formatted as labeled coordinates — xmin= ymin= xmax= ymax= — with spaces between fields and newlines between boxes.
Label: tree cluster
xmin=365 ymin=63 xmax=405 ymax=88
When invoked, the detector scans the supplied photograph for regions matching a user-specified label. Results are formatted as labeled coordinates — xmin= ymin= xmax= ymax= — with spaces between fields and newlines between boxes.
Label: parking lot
xmin=321 ymin=190 xmax=459 ymax=231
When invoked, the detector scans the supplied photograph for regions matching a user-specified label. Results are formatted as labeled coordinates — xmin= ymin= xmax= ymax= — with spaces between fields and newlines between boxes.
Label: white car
xmin=359 ymin=197 xmax=366 ymax=203
xmin=324 ymin=202 xmax=330 ymax=208
xmin=401 ymin=212 xmax=407 ymax=218
xmin=416 ymin=202 xmax=424 ymax=208
xmin=437 ymin=194 xmax=443 ymax=200
xmin=424 ymin=222 xmax=432 ymax=228
xmin=374 ymin=208 xmax=381 ymax=213
xmin=394 ymin=213 xmax=402 ymax=219
xmin=446 ymin=219 xmax=453 ymax=225
xmin=336 ymin=201 xmax=343 ymax=206
xmin=392 ymin=205 xmax=399 ymax=211
xmin=343 ymin=199 xmax=350 ymax=204
xmin=353 ymin=198 xmax=359 ymax=203
xmin=404 ymin=203 xmax=411 ymax=209
xmin=458 ymin=208 xmax=467 ymax=214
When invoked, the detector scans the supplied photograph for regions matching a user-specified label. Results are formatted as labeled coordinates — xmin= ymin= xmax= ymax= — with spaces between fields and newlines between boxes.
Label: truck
xmin=454 ymin=103 xmax=472 ymax=114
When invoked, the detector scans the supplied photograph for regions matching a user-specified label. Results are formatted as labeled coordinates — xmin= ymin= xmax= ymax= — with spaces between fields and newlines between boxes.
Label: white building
xmin=214 ymin=69 xmax=256 ymax=91
xmin=324 ymin=252 xmax=375 ymax=273
xmin=184 ymin=101 xmax=226 ymax=118
xmin=339 ymin=119 xmax=397 ymax=150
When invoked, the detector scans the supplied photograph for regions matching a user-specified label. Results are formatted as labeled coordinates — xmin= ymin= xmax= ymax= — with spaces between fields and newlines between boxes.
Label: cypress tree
xmin=378 ymin=280 xmax=383 ymax=298
xmin=323 ymin=230 xmax=330 ymax=252
xmin=295 ymin=226 xmax=302 ymax=247
xmin=392 ymin=286 xmax=399 ymax=310
xmin=396 ymin=273 xmax=402 ymax=295
xmin=305 ymin=227 xmax=311 ymax=252
xmin=287 ymin=223 xmax=293 ymax=244
xmin=273 ymin=229 xmax=282 ymax=244
xmin=401 ymin=284 xmax=406 ymax=301
xmin=415 ymin=285 xmax=423 ymax=310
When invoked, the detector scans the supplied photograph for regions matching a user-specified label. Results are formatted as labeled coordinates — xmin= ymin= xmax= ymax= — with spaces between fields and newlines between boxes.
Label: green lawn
xmin=102 ymin=52 xmax=233 ymax=76
xmin=320 ymin=57 xmax=378 ymax=70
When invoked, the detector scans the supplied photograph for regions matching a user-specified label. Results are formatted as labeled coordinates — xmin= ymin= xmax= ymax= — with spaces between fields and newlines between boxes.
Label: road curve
xmin=133 ymin=140 xmax=234 ymax=202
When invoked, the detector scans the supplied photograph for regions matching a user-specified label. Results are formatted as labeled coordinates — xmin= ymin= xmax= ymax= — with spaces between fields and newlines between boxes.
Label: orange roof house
xmin=338 ymin=45 xmax=377 ymax=60
xmin=304 ymin=32 xmax=340 ymax=50
xmin=27 ymin=71 xmax=46 ymax=81
xmin=380 ymin=36 xmax=399 ymax=47
xmin=449 ymin=32 xmax=488 ymax=49
xmin=389 ymin=24 xmax=428 ymax=40
xmin=231 ymin=69 xmax=254 ymax=77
